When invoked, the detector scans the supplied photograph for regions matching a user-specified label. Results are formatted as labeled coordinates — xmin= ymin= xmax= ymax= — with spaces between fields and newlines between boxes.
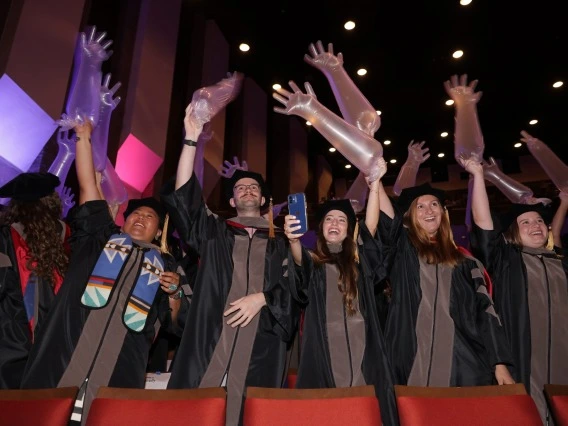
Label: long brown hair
xmin=2 ymin=192 xmax=68 ymax=287
xmin=404 ymin=198 xmax=464 ymax=267
xmin=311 ymin=220 xmax=359 ymax=315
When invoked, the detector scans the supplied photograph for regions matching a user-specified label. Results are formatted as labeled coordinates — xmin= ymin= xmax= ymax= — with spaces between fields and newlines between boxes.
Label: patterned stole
xmin=80 ymin=233 xmax=164 ymax=332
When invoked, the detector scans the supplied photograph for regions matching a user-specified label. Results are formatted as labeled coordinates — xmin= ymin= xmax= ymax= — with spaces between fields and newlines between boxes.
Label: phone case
xmin=287 ymin=193 xmax=308 ymax=234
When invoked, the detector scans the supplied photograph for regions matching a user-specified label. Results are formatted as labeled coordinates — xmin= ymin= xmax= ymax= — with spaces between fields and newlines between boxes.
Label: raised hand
xmin=100 ymin=73 xmax=121 ymax=110
xmin=304 ymin=41 xmax=344 ymax=73
xmin=407 ymin=140 xmax=430 ymax=165
xmin=393 ymin=141 xmax=430 ymax=196
xmin=60 ymin=186 xmax=76 ymax=218
xmin=273 ymin=81 xmax=318 ymax=116
xmin=219 ymin=156 xmax=248 ymax=178
xmin=366 ymin=156 xmax=387 ymax=185
xmin=457 ymin=153 xmax=483 ymax=177
xmin=79 ymin=26 xmax=113 ymax=63
xmin=443 ymin=74 xmax=482 ymax=105
xmin=91 ymin=73 xmax=121 ymax=172
xmin=48 ymin=128 xmax=77 ymax=189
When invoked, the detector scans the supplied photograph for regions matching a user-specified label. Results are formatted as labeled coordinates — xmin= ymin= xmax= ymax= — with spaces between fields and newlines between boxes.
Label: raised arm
xmin=551 ymin=192 xmax=568 ymax=248
xmin=175 ymin=104 xmax=203 ymax=190
xmin=393 ymin=140 xmax=430 ymax=196
xmin=74 ymin=121 xmax=101 ymax=204
xmin=459 ymin=154 xmax=493 ymax=230
xmin=365 ymin=157 xmax=387 ymax=236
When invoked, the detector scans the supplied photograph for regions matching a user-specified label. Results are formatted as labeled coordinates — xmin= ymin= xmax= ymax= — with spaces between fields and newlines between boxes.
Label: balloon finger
xmin=316 ymin=40 xmax=325 ymax=54
xmin=110 ymin=82 xmax=122 ymax=94
xmin=328 ymin=42 xmax=334 ymax=54
xmin=304 ymin=82 xmax=315 ymax=96
xmin=307 ymin=43 xmax=317 ymax=57
xmin=288 ymin=81 xmax=301 ymax=93
xmin=276 ymin=87 xmax=292 ymax=97
xmin=103 ymin=73 xmax=112 ymax=87
xmin=459 ymin=74 xmax=467 ymax=86
xmin=273 ymin=107 xmax=288 ymax=114
xmin=450 ymin=75 xmax=458 ymax=87
xmin=470 ymin=80 xmax=478 ymax=91
xmin=273 ymin=93 xmax=288 ymax=105
xmin=95 ymin=31 xmax=107 ymax=43
xmin=337 ymin=52 xmax=344 ymax=62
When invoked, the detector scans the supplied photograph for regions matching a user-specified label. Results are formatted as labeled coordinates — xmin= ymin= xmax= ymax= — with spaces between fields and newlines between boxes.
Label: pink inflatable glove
xmin=91 ymin=73 xmax=121 ymax=172
xmin=520 ymin=130 xmax=568 ymax=193
xmin=48 ymin=129 xmax=76 ymax=192
xmin=482 ymin=157 xmax=540 ymax=204
xmin=444 ymin=74 xmax=484 ymax=162
xmin=305 ymin=41 xmax=380 ymax=136
xmin=60 ymin=186 xmax=76 ymax=218
xmin=393 ymin=140 xmax=430 ymax=196
xmin=189 ymin=72 xmax=244 ymax=126
xmin=274 ymin=81 xmax=383 ymax=182
xmin=193 ymin=122 xmax=214 ymax=187
xmin=100 ymin=158 xmax=127 ymax=206
xmin=218 ymin=155 xmax=248 ymax=179
xmin=344 ymin=172 xmax=368 ymax=214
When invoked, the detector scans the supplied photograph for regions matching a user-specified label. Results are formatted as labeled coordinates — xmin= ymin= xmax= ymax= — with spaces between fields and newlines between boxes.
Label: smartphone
xmin=287 ymin=193 xmax=308 ymax=235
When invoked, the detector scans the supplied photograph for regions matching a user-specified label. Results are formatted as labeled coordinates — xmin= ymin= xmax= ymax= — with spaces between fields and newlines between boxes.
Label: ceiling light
xmin=438 ymin=153 xmax=445 ymax=158
xmin=460 ymin=0 xmax=472 ymax=5
xmin=329 ymin=147 xmax=336 ymax=152
xmin=389 ymin=159 xmax=397 ymax=164
xmin=445 ymin=99 xmax=454 ymax=106
xmin=344 ymin=21 xmax=356 ymax=30
xmin=452 ymin=50 xmax=464 ymax=59
xmin=529 ymin=119 xmax=538 ymax=125
xmin=376 ymin=110 xmax=382 ymax=115
xmin=514 ymin=142 xmax=522 ymax=148
xmin=383 ymin=140 xmax=391 ymax=145
xmin=345 ymin=164 xmax=352 ymax=169
xmin=306 ymin=121 xmax=312 ymax=126
xmin=357 ymin=68 xmax=367 ymax=76
xmin=553 ymin=81 xmax=564 ymax=88
xmin=441 ymin=132 xmax=449 ymax=137
xmin=239 ymin=43 xmax=250 ymax=52
xmin=272 ymin=83 xmax=281 ymax=90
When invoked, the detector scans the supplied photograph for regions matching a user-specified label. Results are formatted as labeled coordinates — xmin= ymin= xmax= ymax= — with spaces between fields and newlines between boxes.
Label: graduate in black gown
xmin=161 ymin=104 xmax=296 ymax=426
xmin=461 ymin=155 xmax=568 ymax=423
xmin=283 ymin=158 xmax=398 ymax=426
xmin=21 ymin=122 xmax=186 ymax=425
xmin=0 ymin=173 xmax=70 ymax=389
xmin=376 ymin=180 xmax=514 ymax=388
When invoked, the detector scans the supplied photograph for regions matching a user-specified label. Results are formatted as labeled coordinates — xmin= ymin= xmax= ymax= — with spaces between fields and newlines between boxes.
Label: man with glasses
xmin=160 ymin=105 xmax=296 ymax=426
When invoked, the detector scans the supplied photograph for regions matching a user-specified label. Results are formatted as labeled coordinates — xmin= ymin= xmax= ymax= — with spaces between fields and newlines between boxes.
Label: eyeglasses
xmin=234 ymin=183 xmax=260 ymax=193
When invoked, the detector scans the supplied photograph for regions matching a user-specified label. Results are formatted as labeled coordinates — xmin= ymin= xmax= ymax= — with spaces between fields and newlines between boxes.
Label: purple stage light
xmin=0 ymin=74 xmax=58 ymax=172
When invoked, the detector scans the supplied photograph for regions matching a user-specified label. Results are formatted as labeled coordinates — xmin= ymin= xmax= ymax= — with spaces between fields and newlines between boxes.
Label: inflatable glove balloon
xmin=305 ymin=40 xmax=380 ymax=136
xmin=273 ymin=81 xmax=383 ymax=182
xmin=60 ymin=26 xmax=113 ymax=130
xmin=99 ymin=158 xmax=127 ymax=207
xmin=60 ymin=186 xmax=76 ymax=219
xmin=189 ymin=72 xmax=244 ymax=126
xmin=520 ymin=130 xmax=568 ymax=194
xmin=193 ymin=122 xmax=214 ymax=187
xmin=444 ymin=74 xmax=484 ymax=162
xmin=482 ymin=157 xmax=550 ymax=205
xmin=344 ymin=172 xmax=369 ymax=214
xmin=91 ymin=73 xmax=121 ymax=172
xmin=48 ymin=128 xmax=76 ymax=193
xmin=218 ymin=156 xmax=248 ymax=179
xmin=393 ymin=140 xmax=430 ymax=196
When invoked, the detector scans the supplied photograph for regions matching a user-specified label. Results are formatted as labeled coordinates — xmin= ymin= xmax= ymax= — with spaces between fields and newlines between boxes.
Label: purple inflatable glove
xmin=273 ymin=81 xmax=383 ymax=182
xmin=218 ymin=156 xmax=249 ymax=179
xmin=63 ymin=26 xmax=113 ymax=129
xmin=193 ymin=122 xmax=214 ymax=187
xmin=189 ymin=72 xmax=244 ymax=126
xmin=520 ymin=130 xmax=568 ymax=193
xmin=393 ymin=140 xmax=430 ymax=196
xmin=48 ymin=129 xmax=76 ymax=192
xmin=100 ymin=158 xmax=127 ymax=207
xmin=60 ymin=186 xmax=76 ymax=218
xmin=444 ymin=74 xmax=484 ymax=162
xmin=91 ymin=73 xmax=121 ymax=172
xmin=305 ymin=41 xmax=380 ymax=136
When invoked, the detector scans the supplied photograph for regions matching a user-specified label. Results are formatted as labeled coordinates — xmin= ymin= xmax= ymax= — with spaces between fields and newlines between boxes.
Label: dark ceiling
xmin=197 ymin=0 xmax=567 ymax=182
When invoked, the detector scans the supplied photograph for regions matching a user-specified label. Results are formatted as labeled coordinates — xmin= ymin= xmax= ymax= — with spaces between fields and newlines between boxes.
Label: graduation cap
xmin=315 ymin=199 xmax=357 ymax=229
xmin=397 ymin=183 xmax=446 ymax=213
xmin=224 ymin=169 xmax=270 ymax=209
xmin=498 ymin=202 xmax=554 ymax=232
xmin=0 ymin=172 xmax=60 ymax=201
xmin=123 ymin=197 xmax=167 ymax=228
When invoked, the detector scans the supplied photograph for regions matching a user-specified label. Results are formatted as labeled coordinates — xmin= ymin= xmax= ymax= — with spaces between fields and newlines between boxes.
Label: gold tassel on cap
xmin=268 ymin=197 xmax=275 ymax=239
xmin=546 ymin=228 xmax=554 ymax=251
xmin=353 ymin=220 xmax=360 ymax=264
xmin=160 ymin=214 xmax=170 ymax=254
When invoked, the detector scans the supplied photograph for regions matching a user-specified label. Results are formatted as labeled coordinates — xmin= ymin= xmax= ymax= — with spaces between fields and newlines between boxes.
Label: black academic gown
xmin=161 ymin=176 xmax=296 ymax=426
xmin=471 ymin=224 xmax=568 ymax=422
xmin=289 ymin=222 xmax=399 ymax=426
xmin=20 ymin=201 xmax=180 ymax=423
xmin=380 ymin=211 xmax=512 ymax=387
xmin=0 ymin=223 xmax=66 ymax=389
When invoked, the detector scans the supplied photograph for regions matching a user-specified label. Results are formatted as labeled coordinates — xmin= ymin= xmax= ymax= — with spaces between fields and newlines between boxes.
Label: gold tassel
xmin=546 ymin=228 xmax=554 ymax=250
xmin=268 ymin=197 xmax=275 ymax=239
xmin=353 ymin=220 xmax=360 ymax=264
xmin=160 ymin=214 xmax=170 ymax=254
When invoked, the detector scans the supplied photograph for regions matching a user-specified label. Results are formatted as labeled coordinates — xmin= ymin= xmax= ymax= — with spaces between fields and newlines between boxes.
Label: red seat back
xmin=395 ymin=384 xmax=541 ymax=426
xmin=0 ymin=387 xmax=78 ymax=426
xmin=85 ymin=387 xmax=226 ymax=426
xmin=544 ymin=384 xmax=568 ymax=426
xmin=243 ymin=385 xmax=381 ymax=426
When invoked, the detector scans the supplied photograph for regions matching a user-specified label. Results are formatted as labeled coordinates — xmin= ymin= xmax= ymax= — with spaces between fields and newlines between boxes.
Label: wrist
xmin=183 ymin=139 xmax=197 ymax=148
xmin=169 ymin=289 xmax=183 ymax=300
